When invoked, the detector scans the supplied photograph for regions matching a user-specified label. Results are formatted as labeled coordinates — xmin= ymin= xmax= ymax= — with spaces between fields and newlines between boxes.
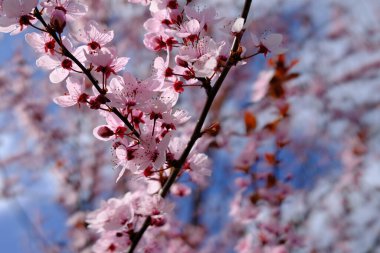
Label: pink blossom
xmin=252 ymin=33 xmax=287 ymax=57
xmin=93 ymin=113 xmax=126 ymax=141
xmin=75 ymin=21 xmax=114 ymax=52
xmin=41 ymin=0 xmax=88 ymax=21
xmin=0 ymin=0 xmax=38 ymax=35
xmin=87 ymin=194 xmax=134 ymax=233
xmin=143 ymin=9 xmax=170 ymax=34
xmin=186 ymin=153 xmax=212 ymax=186
xmin=150 ymin=0 xmax=180 ymax=13
xmin=53 ymin=77 xmax=88 ymax=107
xmin=114 ymin=141 xmax=139 ymax=181
xmin=36 ymin=43 xmax=86 ymax=83
xmin=133 ymin=131 xmax=173 ymax=171
xmin=50 ymin=9 xmax=66 ymax=34
xmin=25 ymin=32 xmax=57 ymax=55
xmin=179 ymin=36 xmax=225 ymax=78
xmin=144 ymin=32 xmax=177 ymax=52
xmin=160 ymin=108 xmax=191 ymax=130
xmin=171 ymin=183 xmax=191 ymax=197
xmin=184 ymin=6 xmax=219 ymax=31
xmin=108 ymin=72 xmax=158 ymax=110
xmin=251 ymin=70 xmax=274 ymax=102
xmin=153 ymin=55 xmax=173 ymax=87
xmin=92 ymin=231 xmax=131 ymax=253
xmin=132 ymin=193 xmax=173 ymax=219
xmin=174 ymin=19 xmax=201 ymax=40
xmin=85 ymin=47 xmax=129 ymax=79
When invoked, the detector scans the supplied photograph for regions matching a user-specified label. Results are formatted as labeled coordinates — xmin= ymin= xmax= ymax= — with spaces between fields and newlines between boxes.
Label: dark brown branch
xmin=127 ymin=1 xmax=252 ymax=252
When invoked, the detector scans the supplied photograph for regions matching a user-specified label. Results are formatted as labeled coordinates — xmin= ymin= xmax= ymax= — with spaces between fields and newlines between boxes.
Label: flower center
xmin=88 ymin=41 xmax=101 ymax=50
xmin=61 ymin=59 xmax=73 ymax=70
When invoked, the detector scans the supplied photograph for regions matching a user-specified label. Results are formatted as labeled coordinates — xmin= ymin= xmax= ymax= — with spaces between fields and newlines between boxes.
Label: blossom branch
xmin=32 ymin=8 xmax=140 ymax=139
xmin=127 ymin=1 xmax=253 ymax=252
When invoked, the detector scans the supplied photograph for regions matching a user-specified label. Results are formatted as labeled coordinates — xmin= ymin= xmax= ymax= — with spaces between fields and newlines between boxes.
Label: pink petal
xmin=2 ymin=0 xmax=22 ymax=18
xmin=49 ymin=67 xmax=70 ymax=83
xmin=113 ymin=57 xmax=129 ymax=72
xmin=53 ymin=95 xmax=76 ymax=107
xmin=263 ymin=33 xmax=283 ymax=49
xmin=66 ymin=77 xmax=82 ymax=97
xmin=21 ymin=0 xmax=38 ymax=15
xmin=25 ymin=32 xmax=45 ymax=52
xmin=36 ymin=55 xmax=60 ymax=70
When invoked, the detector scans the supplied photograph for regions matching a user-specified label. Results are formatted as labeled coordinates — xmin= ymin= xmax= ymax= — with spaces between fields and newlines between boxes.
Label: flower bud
xmin=175 ymin=57 xmax=188 ymax=68
xmin=50 ymin=9 xmax=66 ymax=34
xmin=97 ymin=126 xmax=114 ymax=138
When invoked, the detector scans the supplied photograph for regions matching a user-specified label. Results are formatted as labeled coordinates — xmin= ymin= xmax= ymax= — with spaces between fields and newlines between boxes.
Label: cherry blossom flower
xmin=114 ymin=141 xmax=140 ymax=181
xmin=252 ymin=33 xmax=287 ymax=57
xmin=143 ymin=9 xmax=169 ymax=34
xmin=75 ymin=21 xmax=114 ymax=52
xmin=133 ymin=131 xmax=173 ymax=171
xmin=41 ymin=0 xmax=88 ymax=21
xmin=36 ymin=43 xmax=86 ymax=83
xmin=144 ymin=32 xmax=177 ymax=52
xmin=93 ymin=113 xmax=126 ymax=141
xmin=161 ymin=108 xmax=191 ymax=130
xmin=92 ymin=231 xmax=131 ymax=253
xmin=53 ymin=77 xmax=88 ymax=107
xmin=132 ymin=193 xmax=173 ymax=219
xmin=173 ymin=19 xmax=201 ymax=41
xmin=25 ymin=32 xmax=57 ymax=55
xmin=150 ymin=0 xmax=180 ymax=13
xmin=179 ymin=36 xmax=225 ymax=78
xmin=170 ymin=183 xmax=191 ymax=197
xmin=87 ymin=194 xmax=134 ymax=233
xmin=251 ymin=70 xmax=274 ymax=102
xmin=108 ymin=72 xmax=158 ymax=110
xmin=184 ymin=6 xmax=219 ymax=31
xmin=85 ymin=47 xmax=129 ymax=80
xmin=186 ymin=153 xmax=212 ymax=186
xmin=153 ymin=55 xmax=173 ymax=87
xmin=0 ymin=0 xmax=38 ymax=35
xmin=50 ymin=9 xmax=66 ymax=34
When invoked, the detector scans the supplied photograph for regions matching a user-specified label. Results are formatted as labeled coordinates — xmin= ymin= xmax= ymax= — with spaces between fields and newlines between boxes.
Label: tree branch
xmin=127 ymin=1 xmax=252 ymax=252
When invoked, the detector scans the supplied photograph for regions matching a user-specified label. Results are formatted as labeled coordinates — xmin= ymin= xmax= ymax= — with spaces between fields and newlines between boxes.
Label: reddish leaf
xmin=244 ymin=111 xmax=257 ymax=134
xmin=264 ymin=153 xmax=277 ymax=166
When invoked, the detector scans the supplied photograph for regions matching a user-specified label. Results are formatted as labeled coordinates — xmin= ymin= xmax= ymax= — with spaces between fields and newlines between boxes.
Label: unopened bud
xmin=175 ymin=57 xmax=188 ymax=68
xmin=97 ymin=126 xmax=114 ymax=138
xmin=50 ymin=9 xmax=66 ymax=34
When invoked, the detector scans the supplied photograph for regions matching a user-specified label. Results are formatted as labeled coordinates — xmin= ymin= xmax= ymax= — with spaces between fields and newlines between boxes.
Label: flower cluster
xmin=0 ymin=0 xmax=286 ymax=251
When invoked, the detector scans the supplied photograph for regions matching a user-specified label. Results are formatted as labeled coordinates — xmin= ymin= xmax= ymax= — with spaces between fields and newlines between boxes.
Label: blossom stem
xmin=241 ymin=51 xmax=261 ymax=60
xmin=127 ymin=1 xmax=253 ymax=252
xmin=28 ymin=23 xmax=47 ymax=33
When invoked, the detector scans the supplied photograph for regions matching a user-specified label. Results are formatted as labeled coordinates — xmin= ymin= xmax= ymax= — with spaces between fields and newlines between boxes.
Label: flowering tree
xmin=0 ymin=0 xmax=380 ymax=253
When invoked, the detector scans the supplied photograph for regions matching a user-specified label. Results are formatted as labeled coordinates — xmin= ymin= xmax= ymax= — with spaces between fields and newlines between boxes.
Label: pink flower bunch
xmin=0 ymin=0 xmax=289 ymax=251
xmin=87 ymin=191 xmax=173 ymax=252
